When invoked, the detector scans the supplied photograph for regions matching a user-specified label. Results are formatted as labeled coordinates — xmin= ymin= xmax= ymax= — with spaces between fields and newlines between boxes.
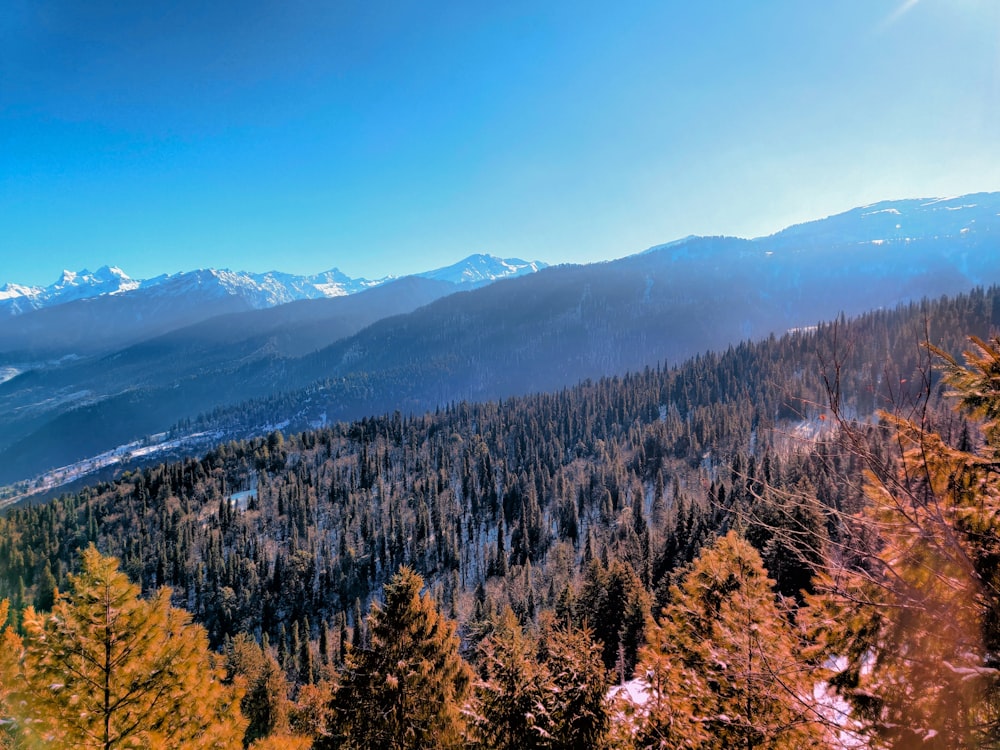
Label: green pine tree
xmin=323 ymin=566 xmax=473 ymax=750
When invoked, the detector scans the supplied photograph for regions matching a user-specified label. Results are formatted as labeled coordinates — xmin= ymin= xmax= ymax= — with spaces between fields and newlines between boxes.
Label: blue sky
xmin=2 ymin=0 xmax=999 ymax=286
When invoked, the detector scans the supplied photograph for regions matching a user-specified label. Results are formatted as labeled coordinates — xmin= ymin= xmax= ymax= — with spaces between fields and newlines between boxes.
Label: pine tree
xmin=226 ymin=632 xmax=292 ymax=745
xmin=470 ymin=607 xmax=549 ymax=750
xmin=576 ymin=558 xmax=650 ymax=674
xmin=539 ymin=615 xmax=610 ymax=750
xmin=634 ymin=532 xmax=826 ymax=750
xmin=35 ymin=560 xmax=57 ymax=611
xmin=470 ymin=608 xmax=610 ymax=750
xmin=807 ymin=335 xmax=1000 ymax=748
xmin=12 ymin=545 xmax=245 ymax=749
xmin=0 ymin=599 xmax=22 ymax=750
xmin=323 ymin=566 xmax=473 ymax=750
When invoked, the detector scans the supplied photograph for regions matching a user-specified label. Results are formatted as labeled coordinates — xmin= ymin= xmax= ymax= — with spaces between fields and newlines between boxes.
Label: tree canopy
xmin=8 ymin=545 xmax=245 ymax=749
xmin=322 ymin=566 xmax=472 ymax=750
xmin=808 ymin=335 xmax=1000 ymax=748
xmin=633 ymin=531 xmax=827 ymax=749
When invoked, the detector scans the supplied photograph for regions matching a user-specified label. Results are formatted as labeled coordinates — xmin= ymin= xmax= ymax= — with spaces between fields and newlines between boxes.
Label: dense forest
xmin=2 ymin=287 xmax=1000 ymax=747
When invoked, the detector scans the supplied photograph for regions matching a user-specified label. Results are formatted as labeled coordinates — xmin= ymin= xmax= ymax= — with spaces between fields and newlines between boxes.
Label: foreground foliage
xmin=5 ymin=545 xmax=245 ymax=749
xmin=632 ymin=532 xmax=826 ymax=749
xmin=809 ymin=335 xmax=1000 ymax=748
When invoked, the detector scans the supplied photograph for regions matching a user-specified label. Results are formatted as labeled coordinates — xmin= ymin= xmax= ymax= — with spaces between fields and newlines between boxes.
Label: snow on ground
xmin=606 ymin=674 xmax=869 ymax=748
xmin=0 ymin=430 xmax=225 ymax=510
xmin=608 ymin=678 xmax=650 ymax=708
xmin=228 ymin=490 xmax=256 ymax=511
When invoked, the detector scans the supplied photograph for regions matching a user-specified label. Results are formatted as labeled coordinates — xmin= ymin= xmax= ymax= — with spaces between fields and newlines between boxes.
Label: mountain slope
xmin=0 ymin=255 xmax=547 ymax=357
xmin=2 ymin=286 xmax=995 ymax=657
xmin=0 ymin=276 xmax=456 ymax=469
xmin=2 ymin=192 xmax=999 ymax=487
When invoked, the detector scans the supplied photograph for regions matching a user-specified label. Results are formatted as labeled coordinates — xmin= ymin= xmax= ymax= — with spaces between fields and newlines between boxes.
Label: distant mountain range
xmin=2 ymin=192 xmax=999 ymax=489
xmin=0 ymin=254 xmax=547 ymax=315
xmin=0 ymin=266 xmax=139 ymax=316
xmin=0 ymin=254 xmax=546 ymax=356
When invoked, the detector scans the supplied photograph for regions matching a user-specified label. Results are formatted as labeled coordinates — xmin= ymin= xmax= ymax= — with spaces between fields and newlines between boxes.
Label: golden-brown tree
xmin=11 ymin=545 xmax=245 ymax=749
xmin=0 ymin=599 xmax=22 ymax=750
xmin=633 ymin=532 xmax=828 ymax=749
xmin=807 ymin=336 xmax=1000 ymax=748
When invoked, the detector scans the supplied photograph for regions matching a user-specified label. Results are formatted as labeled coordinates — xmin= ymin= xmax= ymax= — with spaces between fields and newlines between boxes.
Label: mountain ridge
xmin=2 ymin=191 xmax=1000 ymax=488
xmin=0 ymin=253 xmax=548 ymax=319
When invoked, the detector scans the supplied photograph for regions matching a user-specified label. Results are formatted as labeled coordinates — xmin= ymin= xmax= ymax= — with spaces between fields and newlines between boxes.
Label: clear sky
xmin=2 ymin=0 xmax=999 ymax=287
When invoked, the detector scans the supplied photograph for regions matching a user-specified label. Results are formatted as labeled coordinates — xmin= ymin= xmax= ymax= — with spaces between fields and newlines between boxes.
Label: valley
xmin=2 ymin=283 xmax=997 ymax=747
xmin=3 ymin=193 xmax=999 ymax=491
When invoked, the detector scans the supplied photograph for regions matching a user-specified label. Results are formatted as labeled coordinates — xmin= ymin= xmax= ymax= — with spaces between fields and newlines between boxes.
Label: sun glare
xmin=883 ymin=0 xmax=921 ymax=28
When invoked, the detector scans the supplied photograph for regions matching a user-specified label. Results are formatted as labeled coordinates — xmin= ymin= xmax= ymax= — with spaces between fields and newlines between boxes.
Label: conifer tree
xmin=539 ymin=615 xmax=610 ymax=750
xmin=12 ymin=545 xmax=245 ymax=749
xmin=577 ymin=558 xmax=650 ymax=674
xmin=323 ymin=566 xmax=473 ymax=750
xmin=0 ymin=599 xmax=22 ymax=750
xmin=634 ymin=532 xmax=826 ymax=750
xmin=470 ymin=608 xmax=610 ymax=750
xmin=807 ymin=335 xmax=1000 ymax=748
xmin=470 ymin=607 xmax=549 ymax=750
xmin=226 ymin=632 xmax=292 ymax=745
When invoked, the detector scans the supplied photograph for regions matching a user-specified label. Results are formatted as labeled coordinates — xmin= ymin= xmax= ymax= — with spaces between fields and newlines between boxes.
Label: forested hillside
xmin=2 ymin=288 xmax=1000 ymax=747
xmin=5 ymin=195 xmax=1000 ymax=488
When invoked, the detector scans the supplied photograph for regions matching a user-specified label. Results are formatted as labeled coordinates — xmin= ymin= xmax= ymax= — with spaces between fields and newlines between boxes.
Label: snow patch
xmin=312 ymin=282 xmax=349 ymax=297
xmin=0 ymin=283 xmax=42 ymax=301
xmin=862 ymin=208 xmax=901 ymax=216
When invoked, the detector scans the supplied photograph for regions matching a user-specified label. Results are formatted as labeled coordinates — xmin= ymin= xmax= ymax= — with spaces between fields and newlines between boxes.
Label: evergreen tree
xmin=12 ymin=545 xmax=245 ymax=749
xmin=634 ymin=532 xmax=826 ymax=750
xmin=226 ymin=632 xmax=292 ymax=746
xmin=470 ymin=607 xmax=549 ymax=750
xmin=470 ymin=608 xmax=610 ymax=750
xmin=323 ymin=566 xmax=473 ymax=750
xmin=539 ymin=616 xmax=610 ymax=750
xmin=807 ymin=336 xmax=1000 ymax=748
xmin=0 ymin=599 xmax=22 ymax=750
xmin=577 ymin=559 xmax=650 ymax=674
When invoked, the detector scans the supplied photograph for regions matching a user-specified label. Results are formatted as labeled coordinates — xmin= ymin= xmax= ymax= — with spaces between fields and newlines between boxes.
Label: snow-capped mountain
xmin=4 ymin=191 xmax=1000 ymax=487
xmin=0 ymin=265 xmax=138 ymax=316
xmin=759 ymin=193 xmax=1000 ymax=248
xmin=0 ymin=254 xmax=547 ymax=319
xmin=0 ymin=283 xmax=42 ymax=316
xmin=415 ymin=254 xmax=547 ymax=285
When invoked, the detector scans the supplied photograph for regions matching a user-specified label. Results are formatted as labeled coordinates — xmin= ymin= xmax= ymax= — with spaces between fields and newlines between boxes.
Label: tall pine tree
xmin=323 ymin=566 xmax=472 ymax=750
xmin=633 ymin=532 xmax=827 ymax=749
xmin=11 ymin=545 xmax=245 ymax=749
